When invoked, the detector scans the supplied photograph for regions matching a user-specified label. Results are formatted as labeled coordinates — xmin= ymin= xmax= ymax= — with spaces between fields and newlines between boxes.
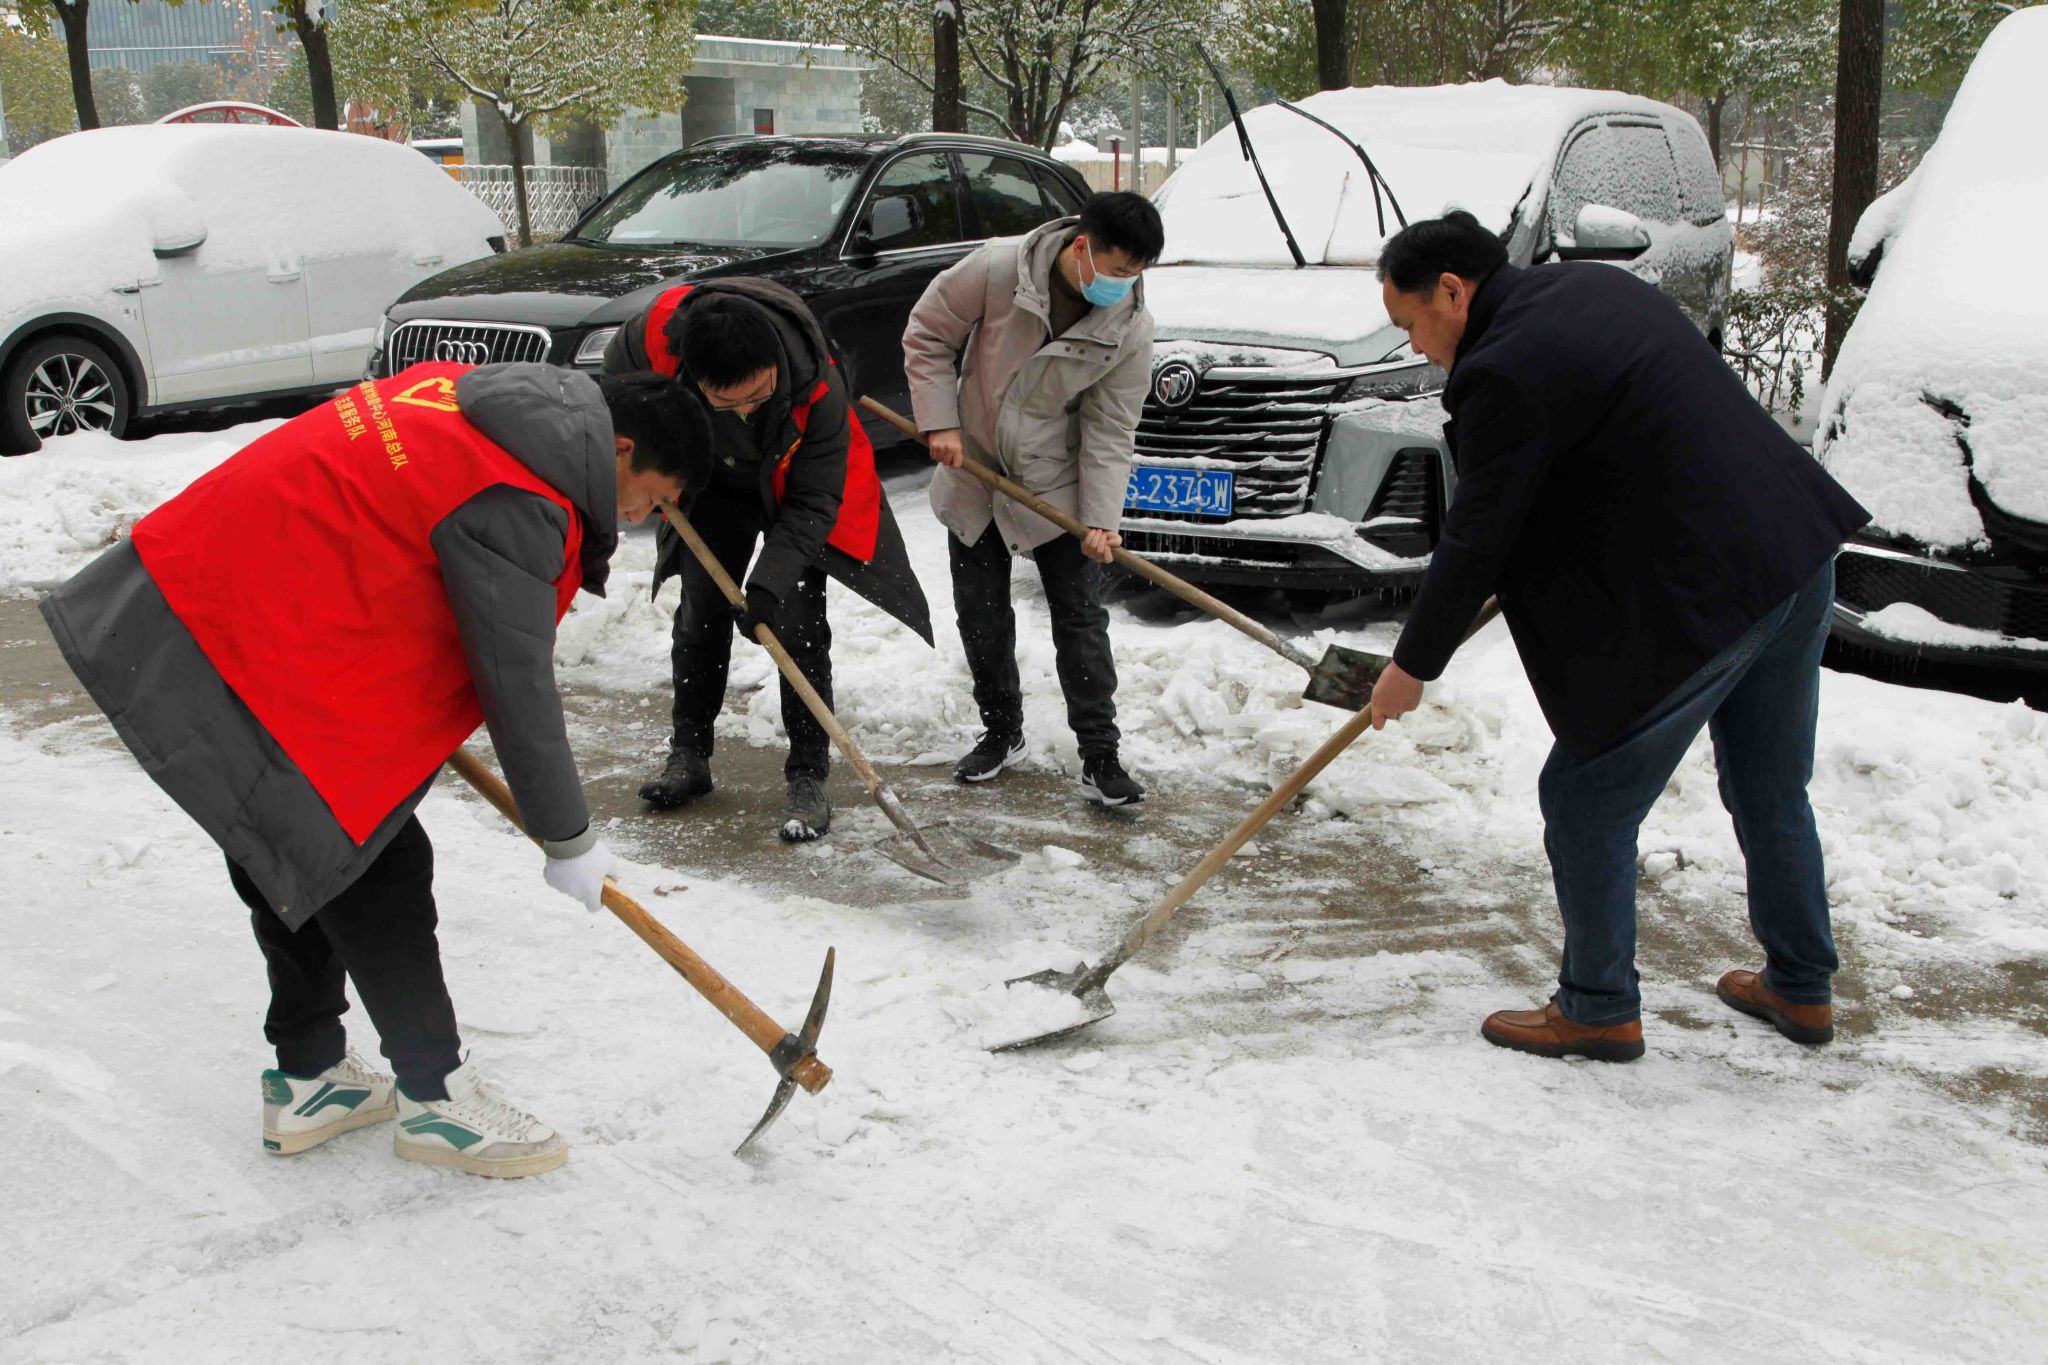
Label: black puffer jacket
xmin=606 ymin=277 xmax=932 ymax=643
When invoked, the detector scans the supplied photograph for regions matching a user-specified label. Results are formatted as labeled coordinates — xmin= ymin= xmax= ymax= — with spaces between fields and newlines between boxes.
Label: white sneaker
xmin=394 ymin=1059 xmax=568 ymax=1178
xmin=261 ymin=1046 xmax=398 ymax=1155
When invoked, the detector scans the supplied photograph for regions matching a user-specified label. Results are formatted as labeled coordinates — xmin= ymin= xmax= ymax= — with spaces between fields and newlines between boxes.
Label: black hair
xmin=671 ymin=295 xmax=782 ymax=390
xmin=1375 ymin=209 xmax=1508 ymax=294
xmin=1076 ymin=190 xmax=1166 ymax=266
xmin=599 ymin=371 xmax=713 ymax=496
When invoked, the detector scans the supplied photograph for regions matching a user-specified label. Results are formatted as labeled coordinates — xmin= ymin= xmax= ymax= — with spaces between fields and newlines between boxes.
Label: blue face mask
xmin=1080 ymin=239 xmax=1137 ymax=307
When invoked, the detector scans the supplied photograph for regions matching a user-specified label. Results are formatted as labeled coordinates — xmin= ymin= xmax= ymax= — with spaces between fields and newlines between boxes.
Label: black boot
xmin=638 ymin=749 xmax=712 ymax=809
xmin=779 ymin=774 xmax=831 ymax=842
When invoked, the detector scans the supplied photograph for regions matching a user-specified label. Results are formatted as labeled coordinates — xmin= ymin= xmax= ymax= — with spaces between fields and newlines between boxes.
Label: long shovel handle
xmin=657 ymin=501 xmax=942 ymax=861
xmin=1079 ymin=595 xmax=1501 ymax=992
xmin=857 ymin=396 xmax=1318 ymax=671
xmin=445 ymin=746 xmax=831 ymax=1094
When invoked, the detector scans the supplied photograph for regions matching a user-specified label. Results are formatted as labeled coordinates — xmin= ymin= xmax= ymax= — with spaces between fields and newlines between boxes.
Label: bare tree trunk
xmin=931 ymin=0 xmax=963 ymax=132
xmin=1312 ymin=0 xmax=1348 ymax=91
xmin=1706 ymin=89 xmax=1726 ymax=166
xmin=289 ymin=0 xmax=341 ymax=131
xmin=504 ymin=110 xmax=534 ymax=248
xmin=55 ymin=0 xmax=99 ymax=131
xmin=1824 ymin=0 xmax=1884 ymax=375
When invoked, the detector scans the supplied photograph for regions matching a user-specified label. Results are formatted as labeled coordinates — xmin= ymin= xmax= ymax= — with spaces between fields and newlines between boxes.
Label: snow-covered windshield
xmin=572 ymin=144 xmax=867 ymax=249
xmin=1154 ymin=80 xmax=1680 ymax=267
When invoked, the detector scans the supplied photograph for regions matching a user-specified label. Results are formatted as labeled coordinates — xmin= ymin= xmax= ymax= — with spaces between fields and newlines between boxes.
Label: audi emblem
xmin=1152 ymin=359 xmax=1199 ymax=410
xmin=434 ymin=339 xmax=491 ymax=365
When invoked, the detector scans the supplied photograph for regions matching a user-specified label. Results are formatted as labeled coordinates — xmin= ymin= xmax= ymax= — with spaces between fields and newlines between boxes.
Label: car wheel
xmin=1 ymin=334 xmax=133 ymax=454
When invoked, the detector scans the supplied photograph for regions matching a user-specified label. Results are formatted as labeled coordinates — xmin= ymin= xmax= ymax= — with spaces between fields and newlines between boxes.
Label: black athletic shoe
xmin=953 ymin=731 xmax=1026 ymax=784
xmin=638 ymin=749 xmax=712 ymax=809
xmin=1079 ymin=754 xmax=1144 ymax=807
xmin=779 ymin=774 xmax=831 ymax=842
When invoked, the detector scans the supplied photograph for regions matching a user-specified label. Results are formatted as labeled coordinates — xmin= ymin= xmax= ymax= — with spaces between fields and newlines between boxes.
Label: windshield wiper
xmin=1274 ymin=100 xmax=1407 ymax=238
xmin=1195 ymin=43 xmax=1306 ymax=269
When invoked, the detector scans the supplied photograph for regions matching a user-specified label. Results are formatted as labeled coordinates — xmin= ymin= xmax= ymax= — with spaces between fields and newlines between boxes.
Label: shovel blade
xmin=986 ymin=965 xmax=1117 ymax=1052
xmin=874 ymin=820 xmax=1021 ymax=885
xmin=1302 ymin=642 xmax=1388 ymax=711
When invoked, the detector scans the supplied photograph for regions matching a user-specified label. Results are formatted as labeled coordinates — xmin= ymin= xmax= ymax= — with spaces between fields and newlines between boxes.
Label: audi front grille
xmin=383 ymin=320 xmax=554 ymax=376
xmin=1132 ymin=369 xmax=1345 ymax=520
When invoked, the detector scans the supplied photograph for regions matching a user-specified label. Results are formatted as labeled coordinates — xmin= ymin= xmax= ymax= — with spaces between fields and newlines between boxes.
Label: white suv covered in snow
xmin=1127 ymin=81 xmax=1732 ymax=591
xmin=1816 ymin=7 xmax=2048 ymax=673
xmin=0 ymin=125 xmax=505 ymax=454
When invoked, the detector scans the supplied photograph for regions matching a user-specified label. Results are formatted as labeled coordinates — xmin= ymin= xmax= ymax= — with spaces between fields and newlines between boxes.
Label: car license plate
xmin=1124 ymin=466 xmax=1233 ymax=517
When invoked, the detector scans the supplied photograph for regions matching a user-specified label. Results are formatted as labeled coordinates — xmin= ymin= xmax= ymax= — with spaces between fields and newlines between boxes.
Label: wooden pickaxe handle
xmin=444 ymin=747 xmax=831 ymax=1094
xmin=857 ymin=395 xmax=1321 ymax=672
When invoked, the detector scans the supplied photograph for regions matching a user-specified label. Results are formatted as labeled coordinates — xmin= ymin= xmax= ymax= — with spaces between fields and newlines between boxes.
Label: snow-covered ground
xmin=4 ymin=420 xmax=2047 ymax=1361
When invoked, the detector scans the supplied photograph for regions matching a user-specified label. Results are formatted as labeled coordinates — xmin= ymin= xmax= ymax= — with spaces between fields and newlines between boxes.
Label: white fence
xmin=453 ymin=164 xmax=609 ymax=238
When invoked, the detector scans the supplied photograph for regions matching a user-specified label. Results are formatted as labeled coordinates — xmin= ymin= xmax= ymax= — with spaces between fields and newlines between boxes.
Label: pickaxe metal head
xmin=735 ymin=946 xmax=835 ymax=1156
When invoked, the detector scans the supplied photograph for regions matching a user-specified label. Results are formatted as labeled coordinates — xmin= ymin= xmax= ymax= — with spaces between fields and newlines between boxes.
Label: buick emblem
xmin=434 ymin=339 xmax=490 ymax=364
xmin=1152 ymin=359 xmax=1199 ymax=410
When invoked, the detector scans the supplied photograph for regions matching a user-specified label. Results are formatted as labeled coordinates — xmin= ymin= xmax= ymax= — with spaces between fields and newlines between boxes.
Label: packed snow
xmin=4 ymin=419 xmax=2047 ymax=1360
xmin=1816 ymin=7 xmax=2048 ymax=549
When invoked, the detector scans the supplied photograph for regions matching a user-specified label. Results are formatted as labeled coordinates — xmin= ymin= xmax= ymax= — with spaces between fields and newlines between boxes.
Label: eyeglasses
xmin=702 ymin=376 xmax=776 ymax=412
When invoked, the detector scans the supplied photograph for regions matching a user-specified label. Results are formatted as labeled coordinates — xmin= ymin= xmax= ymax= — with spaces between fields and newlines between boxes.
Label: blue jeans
xmin=1539 ymin=561 xmax=1839 ymax=1025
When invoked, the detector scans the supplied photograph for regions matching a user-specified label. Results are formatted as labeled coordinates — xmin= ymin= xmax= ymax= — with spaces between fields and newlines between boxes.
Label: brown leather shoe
xmin=1716 ymin=970 xmax=1834 ymax=1044
xmin=1480 ymin=999 xmax=1644 ymax=1062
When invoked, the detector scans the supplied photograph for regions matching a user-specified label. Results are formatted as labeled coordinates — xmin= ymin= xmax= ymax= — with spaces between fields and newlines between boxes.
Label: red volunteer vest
xmin=643 ymin=285 xmax=881 ymax=561
xmin=131 ymin=364 xmax=585 ymax=844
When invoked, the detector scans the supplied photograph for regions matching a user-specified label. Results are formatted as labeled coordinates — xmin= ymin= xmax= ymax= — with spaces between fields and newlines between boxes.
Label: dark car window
xmin=858 ymin=153 xmax=964 ymax=252
xmin=571 ymin=143 xmax=866 ymax=249
xmin=960 ymin=152 xmax=1056 ymax=237
xmin=1551 ymin=120 xmax=1683 ymax=239
xmin=1033 ymin=165 xmax=1086 ymax=217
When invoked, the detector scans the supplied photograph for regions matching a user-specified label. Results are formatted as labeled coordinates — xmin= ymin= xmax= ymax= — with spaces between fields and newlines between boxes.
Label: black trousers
xmin=233 ymin=816 xmax=460 ymax=1101
xmin=670 ymin=490 xmax=832 ymax=780
xmin=948 ymin=525 xmax=1120 ymax=759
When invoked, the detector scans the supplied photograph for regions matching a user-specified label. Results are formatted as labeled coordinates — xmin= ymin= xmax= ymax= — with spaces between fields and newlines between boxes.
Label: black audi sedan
xmin=368 ymin=132 xmax=1092 ymax=439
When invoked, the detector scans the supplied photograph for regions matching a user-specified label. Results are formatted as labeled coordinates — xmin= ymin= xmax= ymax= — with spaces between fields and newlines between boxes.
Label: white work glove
xmin=543 ymin=839 xmax=614 ymax=913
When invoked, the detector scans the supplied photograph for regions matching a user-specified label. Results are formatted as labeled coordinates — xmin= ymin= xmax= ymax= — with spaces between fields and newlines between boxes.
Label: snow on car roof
xmin=1154 ymin=79 xmax=1682 ymax=268
xmin=0 ymin=125 xmax=503 ymax=325
xmin=1817 ymin=6 xmax=2048 ymax=548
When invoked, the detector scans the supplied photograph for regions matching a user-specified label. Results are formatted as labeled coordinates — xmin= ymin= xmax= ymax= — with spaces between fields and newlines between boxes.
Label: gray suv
xmin=1126 ymin=82 xmax=1734 ymax=589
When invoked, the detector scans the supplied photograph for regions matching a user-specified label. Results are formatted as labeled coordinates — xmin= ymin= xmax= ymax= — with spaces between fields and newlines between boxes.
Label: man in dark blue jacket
xmin=1369 ymin=211 xmax=1869 ymax=1062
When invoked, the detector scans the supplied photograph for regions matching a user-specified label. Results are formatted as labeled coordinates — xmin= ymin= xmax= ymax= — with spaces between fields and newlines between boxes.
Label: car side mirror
xmin=860 ymin=195 xmax=919 ymax=249
xmin=145 ymin=187 xmax=208 ymax=258
xmin=1555 ymin=204 xmax=1651 ymax=261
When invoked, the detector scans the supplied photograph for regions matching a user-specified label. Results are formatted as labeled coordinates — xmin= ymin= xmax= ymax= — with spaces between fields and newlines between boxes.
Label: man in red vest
xmin=40 ymin=364 xmax=710 ymax=1178
xmin=603 ymin=278 xmax=931 ymax=842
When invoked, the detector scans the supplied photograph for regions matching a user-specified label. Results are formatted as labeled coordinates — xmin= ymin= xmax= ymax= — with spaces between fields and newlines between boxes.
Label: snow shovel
xmin=445 ymin=747 xmax=833 ymax=1155
xmin=990 ymin=597 xmax=1502 ymax=1052
xmin=858 ymin=396 xmax=1388 ymax=711
xmin=658 ymin=500 xmax=1018 ymax=886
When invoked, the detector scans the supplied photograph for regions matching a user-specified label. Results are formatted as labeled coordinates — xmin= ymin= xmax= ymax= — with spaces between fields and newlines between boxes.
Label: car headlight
xmin=575 ymin=327 xmax=619 ymax=367
xmin=1336 ymin=357 xmax=1445 ymax=403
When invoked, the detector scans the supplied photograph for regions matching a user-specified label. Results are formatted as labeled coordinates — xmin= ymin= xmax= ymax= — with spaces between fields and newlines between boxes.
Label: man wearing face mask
xmin=904 ymin=190 xmax=1163 ymax=806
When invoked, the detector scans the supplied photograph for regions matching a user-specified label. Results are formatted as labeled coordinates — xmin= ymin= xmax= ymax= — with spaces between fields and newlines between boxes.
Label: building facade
xmin=460 ymin=35 xmax=867 ymax=186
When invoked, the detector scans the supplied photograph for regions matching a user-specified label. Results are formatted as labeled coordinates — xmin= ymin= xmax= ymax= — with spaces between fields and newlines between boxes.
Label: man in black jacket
xmin=604 ymin=278 xmax=931 ymax=841
xmin=1368 ymin=212 xmax=1870 ymax=1062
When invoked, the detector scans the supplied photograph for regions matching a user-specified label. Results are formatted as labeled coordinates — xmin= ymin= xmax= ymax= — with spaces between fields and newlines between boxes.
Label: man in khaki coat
xmin=903 ymin=192 xmax=1162 ymax=806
